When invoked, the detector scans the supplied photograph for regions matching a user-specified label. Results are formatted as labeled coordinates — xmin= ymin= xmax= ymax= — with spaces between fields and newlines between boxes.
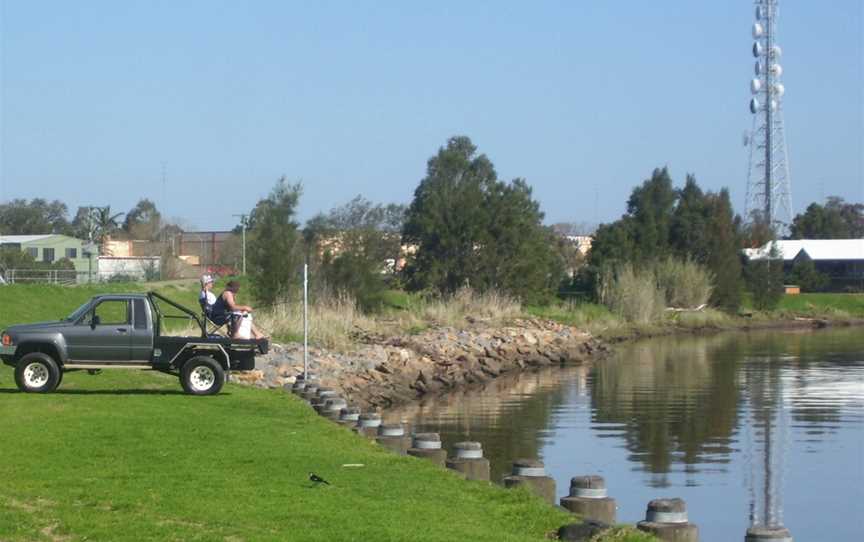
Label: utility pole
xmin=232 ymin=214 xmax=248 ymax=275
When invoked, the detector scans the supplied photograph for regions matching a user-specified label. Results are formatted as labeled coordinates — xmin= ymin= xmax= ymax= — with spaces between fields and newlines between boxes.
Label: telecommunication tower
xmin=745 ymin=0 xmax=792 ymax=231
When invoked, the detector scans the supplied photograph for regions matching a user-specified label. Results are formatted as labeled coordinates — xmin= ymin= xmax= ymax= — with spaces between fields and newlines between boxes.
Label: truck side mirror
xmin=90 ymin=315 xmax=101 ymax=329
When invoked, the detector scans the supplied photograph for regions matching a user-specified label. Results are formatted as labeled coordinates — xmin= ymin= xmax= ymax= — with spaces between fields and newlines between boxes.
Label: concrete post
xmin=637 ymin=498 xmax=699 ymax=542
xmin=445 ymin=442 xmax=490 ymax=481
xmin=295 ymin=372 xmax=318 ymax=384
xmin=290 ymin=381 xmax=306 ymax=394
xmin=338 ymin=407 xmax=360 ymax=426
xmin=407 ymin=433 xmax=447 ymax=466
xmin=355 ymin=413 xmax=382 ymax=438
xmin=560 ymin=475 xmax=617 ymax=525
xmin=375 ymin=424 xmax=411 ymax=455
xmin=300 ymin=383 xmax=320 ymax=402
xmin=320 ymin=397 xmax=348 ymax=420
xmin=502 ymin=459 xmax=557 ymax=505
xmin=745 ymin=526 xmax=793 ymax=542
xmin=310 ymin=389 xmax=337 ymax=411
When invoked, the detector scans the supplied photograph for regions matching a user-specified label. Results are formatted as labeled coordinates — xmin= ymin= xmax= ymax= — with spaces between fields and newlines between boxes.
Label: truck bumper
xmin=0 ymin=344 xmax=16 ymax=366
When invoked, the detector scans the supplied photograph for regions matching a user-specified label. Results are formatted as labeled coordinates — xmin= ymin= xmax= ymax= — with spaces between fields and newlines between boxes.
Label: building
xmin=743 ymin=239 xmax=864 ymax=291
xmin=0 ymin=234 xmax=97 ymax=281
xmin=565 ymin=235 xmax=594 ymax=256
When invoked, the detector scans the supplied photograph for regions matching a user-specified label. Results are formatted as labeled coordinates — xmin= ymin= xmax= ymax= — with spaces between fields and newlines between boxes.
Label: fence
xmin=0 ymin=269 xmax=89 ymax=285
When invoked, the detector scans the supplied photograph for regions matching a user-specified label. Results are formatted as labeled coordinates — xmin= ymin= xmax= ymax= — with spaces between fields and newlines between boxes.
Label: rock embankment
xmin=234 ymin=318 xmax=609 ymax=409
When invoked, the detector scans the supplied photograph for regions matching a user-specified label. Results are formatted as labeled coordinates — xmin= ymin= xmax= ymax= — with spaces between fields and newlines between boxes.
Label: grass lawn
xmin=0 ymin=371 xmax=654 ymax=542
xmin=774 ymin=292 xmax=864 ymax=317
xmin=0 ymin=281 xmax=205 ymax=331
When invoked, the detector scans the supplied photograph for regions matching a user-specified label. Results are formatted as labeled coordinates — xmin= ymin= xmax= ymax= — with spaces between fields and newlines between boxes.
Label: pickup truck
xmin=1 ymin=292 xmax=268 ymax=395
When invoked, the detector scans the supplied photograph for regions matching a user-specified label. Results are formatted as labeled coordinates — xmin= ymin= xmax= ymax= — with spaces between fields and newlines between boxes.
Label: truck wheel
xmin=180 ymin=356 xmax=225 ymax=396
xmin=15 ymin=352 xmax=61 ymax=393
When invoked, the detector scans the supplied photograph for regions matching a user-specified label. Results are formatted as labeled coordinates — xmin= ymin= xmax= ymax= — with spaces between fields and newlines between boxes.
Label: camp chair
xmin=200 ymin=298 xmax=231 ymax=337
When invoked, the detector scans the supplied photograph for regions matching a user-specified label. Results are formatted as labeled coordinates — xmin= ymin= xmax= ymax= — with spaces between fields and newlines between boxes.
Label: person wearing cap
xmin=199 ymin=274 xmax=217 ymax=321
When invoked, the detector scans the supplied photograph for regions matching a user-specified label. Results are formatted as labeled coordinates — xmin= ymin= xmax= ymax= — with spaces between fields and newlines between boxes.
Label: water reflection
xmin=389 ymin=328 xmax=864 ymax=541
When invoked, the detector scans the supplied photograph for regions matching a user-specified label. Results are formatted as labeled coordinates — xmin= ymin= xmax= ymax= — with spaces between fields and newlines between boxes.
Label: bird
xmin=309 ymin=472 xmax=330 ymax=485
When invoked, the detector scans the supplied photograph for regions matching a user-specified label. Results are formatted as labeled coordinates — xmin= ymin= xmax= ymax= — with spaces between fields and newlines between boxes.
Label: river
xmin=387 ymin=327 xmax=864 ymax=541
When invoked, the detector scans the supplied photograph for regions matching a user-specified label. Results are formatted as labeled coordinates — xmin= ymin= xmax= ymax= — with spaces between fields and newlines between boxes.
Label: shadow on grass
xmin=0 ymin=388 xmax=231 ymax=396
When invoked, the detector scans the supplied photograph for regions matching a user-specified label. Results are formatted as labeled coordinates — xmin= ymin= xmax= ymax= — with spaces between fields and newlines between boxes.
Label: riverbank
xmin=0 ymin=370 xmax=654 ymax=542
xmin=242 ymin=302 xmax=864 ymax=409
xmin=242 ymin=317 xmax=609 ymax=410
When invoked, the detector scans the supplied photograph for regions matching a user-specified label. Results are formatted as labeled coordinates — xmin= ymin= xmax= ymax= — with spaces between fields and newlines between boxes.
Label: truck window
xmin=133 ymin=299 xmax=148 ymax=330
xmin=89 ymin=300 xmax=130 ymax=326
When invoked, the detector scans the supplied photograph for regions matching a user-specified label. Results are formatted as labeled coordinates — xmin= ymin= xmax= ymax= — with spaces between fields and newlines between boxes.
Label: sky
xmin=1 ymin=0 xmax=862 ymax=231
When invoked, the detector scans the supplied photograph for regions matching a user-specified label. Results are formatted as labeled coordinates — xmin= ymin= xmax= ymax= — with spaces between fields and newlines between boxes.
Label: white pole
xmin=303 ymin=263 xmax=309 ymax=380
xmin=241 ymin=220 xmax=247 ymax=275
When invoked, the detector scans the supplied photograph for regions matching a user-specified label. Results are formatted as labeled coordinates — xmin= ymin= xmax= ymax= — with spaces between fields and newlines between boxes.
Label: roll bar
xmin=147 ymin=291 xmax=206 ymax=338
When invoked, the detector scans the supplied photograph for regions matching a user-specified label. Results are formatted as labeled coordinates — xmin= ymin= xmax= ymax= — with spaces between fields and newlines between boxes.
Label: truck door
xmin=65 ymin=299 xmax=132 ymax=362
xmin=129 ymin=298 xmax=154 ymax=362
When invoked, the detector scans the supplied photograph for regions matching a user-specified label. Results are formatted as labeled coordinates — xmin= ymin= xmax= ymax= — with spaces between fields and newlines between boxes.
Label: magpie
xmin=309 ymin=472 xmax=330 ymax=485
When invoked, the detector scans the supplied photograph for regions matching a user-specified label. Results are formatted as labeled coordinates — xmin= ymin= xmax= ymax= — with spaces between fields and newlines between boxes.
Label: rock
xmin=557 ymin=520 xmax=612 ymax=541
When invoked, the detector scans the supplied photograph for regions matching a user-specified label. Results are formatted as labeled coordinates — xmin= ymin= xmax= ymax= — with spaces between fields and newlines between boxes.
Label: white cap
xmin=200 ymin=274 xmax=214 ymax=286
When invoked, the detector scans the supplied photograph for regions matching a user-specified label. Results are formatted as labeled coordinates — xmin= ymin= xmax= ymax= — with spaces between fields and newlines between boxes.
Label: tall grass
xmin=654 ymin=257 xmax=714 ymax=309
xmin=253 ymin=287 xmax=521 ymax=351
xmin=598 ymin=258 xmax=714 ymax=324
xmin=602 ymin=265 xmax=665 ymax=324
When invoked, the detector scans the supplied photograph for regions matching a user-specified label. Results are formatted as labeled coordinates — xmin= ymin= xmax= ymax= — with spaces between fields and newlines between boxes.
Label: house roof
xmin=744 ymin=239 xmax=864 ymax=261
xmin=0 ymin=234 xmax=55 ymax=244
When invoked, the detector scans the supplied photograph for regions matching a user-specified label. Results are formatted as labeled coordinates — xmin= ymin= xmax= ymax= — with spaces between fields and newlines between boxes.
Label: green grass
xmin=0 ymin=370 xmax=655 ymax=542
xmin=774 ymin=292 xmax=864 ymax=318
xmin=0 ymin=281 xmax=205 ymax=331
xmin=528 ymin=293 xmax=864 ymax=340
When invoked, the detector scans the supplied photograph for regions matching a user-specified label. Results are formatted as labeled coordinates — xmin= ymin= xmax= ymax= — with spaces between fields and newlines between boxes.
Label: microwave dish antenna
xmin=745 ymin=0 xmax=792 ymax=233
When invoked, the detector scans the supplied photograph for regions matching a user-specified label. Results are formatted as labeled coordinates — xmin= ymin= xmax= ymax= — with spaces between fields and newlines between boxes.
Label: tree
xmin=402 ymin=136 xmax=562 ymax=303
xmin=403 ymin=136 xmax=494 ymax=294
xmin=789 ymin=197 xmax=864 ymax=239
xmin=627 ymin=167 xmax=677 ymax=262
xmin=304 ymin=196 xmax=406 ymax=311
xmin=745 ymin=244 xmax=784 ymax=310
xmin=670 ymin=175 xmax=708 ymax=261
xmin=0 ymin=198 xmax=70 ymax=235
xmin=589 ymin=170 xmax=743 ymax=311
xmin=248 ymin=177 xmax=303 ymax=306
xmin=91 ymin=207 xmax=124 ymax=255
xmin=703 ymin=189 xmax=742 ymax=310
xmin=788 ymin=257 xmax=829 ymax=292
xmin=123 ymin=199 xmax=163 ymax=241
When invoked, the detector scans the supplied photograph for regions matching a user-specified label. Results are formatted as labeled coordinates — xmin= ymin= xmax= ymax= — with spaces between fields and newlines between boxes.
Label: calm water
xmin=387 ymin=327 xmax=864 ymax=541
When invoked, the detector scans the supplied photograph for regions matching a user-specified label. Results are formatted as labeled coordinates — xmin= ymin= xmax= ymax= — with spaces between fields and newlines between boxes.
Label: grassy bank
xmin=3 ymin=281 xmax=863 ymax=349
xmin=0 ymin=370 xmax=652 ymax=541
xmin=0 ymin=281 xmax=202 ymax=331
xmin=526 ymin=293 xmax=864 ymax=341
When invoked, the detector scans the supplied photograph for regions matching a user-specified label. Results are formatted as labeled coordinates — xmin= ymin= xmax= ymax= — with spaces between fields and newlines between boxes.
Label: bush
xmin=598 ymin=258 xmax=714 ymax=323
xmin=788 ymin=259 xmax=829 ymax=293
xmin=601 ymin=265 xmax=665 ymax=324
xmin=654 ymin=257 xmax=713 ymax=308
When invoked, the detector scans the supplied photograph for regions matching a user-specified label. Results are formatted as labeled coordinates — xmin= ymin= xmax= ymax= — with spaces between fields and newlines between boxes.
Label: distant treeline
xmin=3 ymin=136 xmax=862 ymax=313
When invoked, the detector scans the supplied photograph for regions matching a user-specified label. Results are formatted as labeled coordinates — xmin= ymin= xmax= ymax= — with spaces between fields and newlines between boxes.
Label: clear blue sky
xmin=1 ymin=1 xmax=862 ymax=230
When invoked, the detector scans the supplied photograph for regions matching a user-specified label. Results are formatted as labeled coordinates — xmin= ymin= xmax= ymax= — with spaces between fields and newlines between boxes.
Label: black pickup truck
xmin=1 ymin=292 xmax=267 ymax=395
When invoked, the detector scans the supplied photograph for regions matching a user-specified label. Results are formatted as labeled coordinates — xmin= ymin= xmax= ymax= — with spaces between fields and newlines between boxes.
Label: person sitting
xmin=199 ymin=274 xmax=217 ymax=321
xmin=210 ymin=280 xmax=267 ymax=340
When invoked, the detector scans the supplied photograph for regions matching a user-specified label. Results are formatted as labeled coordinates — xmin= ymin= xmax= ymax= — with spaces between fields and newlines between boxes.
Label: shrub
xmin=654 ymin=257 xmax=714 ymax=308
xmin=602 ymin=265 xmax=665 ymax=324
xmin=599 ymin=258 xmax=714 ymax=323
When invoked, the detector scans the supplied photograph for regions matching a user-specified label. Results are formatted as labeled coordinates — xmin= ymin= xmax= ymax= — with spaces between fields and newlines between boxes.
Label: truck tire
xmin=15 ymin=352 xmax=61 ymax=393
xmin=180 ymin=356 xmax=225 ymax=396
